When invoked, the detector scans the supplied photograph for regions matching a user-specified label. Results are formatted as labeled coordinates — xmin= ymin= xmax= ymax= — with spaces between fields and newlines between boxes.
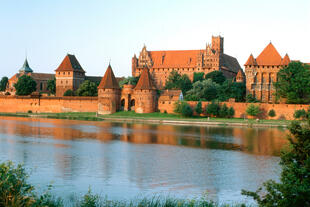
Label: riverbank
xmin=0 ymin=111 xmax=290 ymax=127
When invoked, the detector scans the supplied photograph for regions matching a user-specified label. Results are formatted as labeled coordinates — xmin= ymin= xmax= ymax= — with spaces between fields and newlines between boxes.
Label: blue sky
xmin=0 ymin=0 xmax=309 ymax=78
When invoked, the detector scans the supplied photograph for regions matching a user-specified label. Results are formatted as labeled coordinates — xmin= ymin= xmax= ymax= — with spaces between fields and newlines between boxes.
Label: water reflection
xmin=0 ymin=117 xmax=288 ymax=203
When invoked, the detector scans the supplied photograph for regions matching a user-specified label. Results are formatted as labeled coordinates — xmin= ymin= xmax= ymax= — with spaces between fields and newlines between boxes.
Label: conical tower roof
xmin=244 ymin=54 xmax=257 ymax=66
xmin=55 ymin=54 xmax=85 ymax=72
xmin=256 ymin=43 xmax=282 ymax=65
xmin=98 ymin=64 xmax=120 ymax=89
xmin=134 ymin=67 xmax=156 ymax=90
xmin=236 ymin=69 xmax=245 ymax=82
xmin=281 ymin=54 xmax=290 ymax=65
xmin=19 ymin=58 xmax=33 ymax=73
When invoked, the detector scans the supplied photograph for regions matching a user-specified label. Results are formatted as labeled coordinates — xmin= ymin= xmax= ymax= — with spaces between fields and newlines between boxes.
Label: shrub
xmin=205 ymin=102 xmax=220 ymax=117
xmin=194 ymin=101 xmax=202 ymax=115
xmin=268 ymin=109 xmax=276 ymax=117
xmin=219 ymin=104 xmax=229 ymax=118
xmin=227 ymin=107 xmax=235 ymax=118
xmin=181 ymin=103 xmax=193 ymax=117
xmin=246 ymin=104 xmax=260 ymax=117
xmin=63 ymin=89 xmax=75 ymax=96
xmin=246 ymin=94 xmax=259 ymax=103
xmin=294 ymin=109 xmax=307 ymax=119
xmin=27 ymin=110 xmax=32 ymax=114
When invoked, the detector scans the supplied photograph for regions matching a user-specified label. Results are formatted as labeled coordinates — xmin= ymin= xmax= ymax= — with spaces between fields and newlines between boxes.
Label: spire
xmin=98 ymin=64 xmax=120 ymax=89
xmin=19 ymin=58 xmax=33 ymax=73
xmin=244 ymin=54 xmax=257 ymax=66
xmin=134 ymin=67 xmax=156 ymax=90
xmin=281 ymin=54 xmax=291 ymax=65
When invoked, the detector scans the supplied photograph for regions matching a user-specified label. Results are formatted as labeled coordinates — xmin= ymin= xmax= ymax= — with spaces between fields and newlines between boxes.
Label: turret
xmin=19 ymin=58 xmax=33 ymax=74
xmin=98 ymin=64 xmax=121 ymax=114
xmin=133 ymin=67 xmax=157 ymax=113
xmin=236 ymin=69 xmax=245 ymax=83
xmin=211 ymin=36 xmax=224 ymax=53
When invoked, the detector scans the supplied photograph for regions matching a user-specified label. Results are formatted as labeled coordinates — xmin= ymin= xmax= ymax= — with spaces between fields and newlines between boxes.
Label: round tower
xmin=98 ymin=64 xmax=121 ymax=114
xmin=133 ymin=67 xmax=157 ymax=113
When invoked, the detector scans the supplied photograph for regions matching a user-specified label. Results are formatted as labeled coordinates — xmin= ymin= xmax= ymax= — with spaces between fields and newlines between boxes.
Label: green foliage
xmin=173 ymin=101 xmax=193 ymax=117
xmin=275 ymin=62 xmax=310 ymax=104
xmin=185 ymin=79 xmax=220 ymax=101
xmin=294 ymin=109 xmax=308 ymax=120
xmin=79 ymin=188 xmax=100 ymax=207
xmin=165 ymin=71 xmax=192 ymax=94
xmin=14 ymin=75 xmax=37 ymax=95
xmin=47 ymin=78 xmax=56 ymax=95
xmin=76 ymin=80 xmax=98 ymax=96
xmin=193 ymin=72 xmax=205 ymax=83
xmin=195 ymin=101 xmax=203 ymax=115
xmin=268 ymin=109 xmax=276 ymax=117
xmin=205 ymin=102 xmax=220 ymax=117
xmin=0 ymin=76 xmax=8 ymax=91
xmin=246 ymin=104 xmax=260 ymax=117
xmin=242 ymin=118 xmax=310 ymax=207
xmin=246 ymin=94 xmax=259 ymax=103
xmin=227 ymin=107 xmax=235 ymax=118
xmin=63 ymin=89 xmax=75 ymax=96
xmin=219 ymin=104 xmax=229 ymax=118
xmin=205 ymin=71 xmax=226 ymax=84
xmin=218 ymin=80 xmax=246 ymax=102
xmin=119 ymin=76 xmax=140 ymax=88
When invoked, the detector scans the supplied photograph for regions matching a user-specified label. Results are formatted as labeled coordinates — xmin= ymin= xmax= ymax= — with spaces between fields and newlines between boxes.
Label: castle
xmin=132 ymin=36 xmax=242 ymax=89
xmin=4 ymin=36 xmax=309 ymax=115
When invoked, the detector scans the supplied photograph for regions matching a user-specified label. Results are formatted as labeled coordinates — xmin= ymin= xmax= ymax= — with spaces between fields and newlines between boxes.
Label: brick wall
xmin=158 ymin=100 xmax=309 ymax=120
xmin=0 ymin=96 xmax=98 ymax=113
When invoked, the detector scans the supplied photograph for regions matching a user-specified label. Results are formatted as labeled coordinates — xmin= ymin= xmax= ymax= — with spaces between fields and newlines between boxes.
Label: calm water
xmin=0 ymin=117 xmax=288 ymax=204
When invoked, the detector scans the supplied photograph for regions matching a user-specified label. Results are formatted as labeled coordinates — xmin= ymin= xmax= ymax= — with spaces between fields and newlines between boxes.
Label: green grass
xmin=0 ymin=111 xmax=291 ymax=127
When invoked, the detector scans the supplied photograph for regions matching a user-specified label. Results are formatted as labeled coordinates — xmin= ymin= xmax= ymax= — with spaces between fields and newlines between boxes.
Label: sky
xmin=0 ymin=0 xmax=309 ymax=78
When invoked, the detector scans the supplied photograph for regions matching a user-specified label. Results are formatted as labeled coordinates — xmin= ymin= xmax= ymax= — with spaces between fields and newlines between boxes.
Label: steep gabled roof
xmin=256 ymin=43 xmax=282 ymax=65
xmin=134 ymin=67 xmax=156 ymax=90
xmin=55 ymin=54 xmax=85 ymax=72
xmin=281 ymin=54 xmax=291 ymax=65
xmin=98 ymin=64 xmax=120 ymax=89
xmin=244 ymin=54 xmax=257 ymax=66
xmin=19 ymin=58 xmax=33 ymax=73
xmin=236 ymin=69 xmax=245 ymax=79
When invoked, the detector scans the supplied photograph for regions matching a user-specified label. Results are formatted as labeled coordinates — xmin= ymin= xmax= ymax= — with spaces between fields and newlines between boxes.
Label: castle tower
xmin=98 ymin=64 xmax=121 ymax=114
xmin=132 ymin=54 xmax=138 ymax=77
xmin=236 ymin=69 xmax=245 ymax=83
xmin=55 ymin=54 xmax=85 ymax=96
xmin=211 ymin=36 xmax=224 ymax=53
xmin=133 ymin=67 xmax=157 ymax=113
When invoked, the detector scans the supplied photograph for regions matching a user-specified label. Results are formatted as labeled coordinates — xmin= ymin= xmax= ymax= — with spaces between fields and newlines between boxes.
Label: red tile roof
xmin=149 ymin=50 xmax=202 ymax=68
xmin=255 ymin=43 xmax=283 ymax=66
xmin=236 ymin=69 xmax=245 ymax=79
xmin=134 ymin=67 xmax=156 ymax=90
xmin=244 ymin=54 xmax=257 ymax=66
xmin=55 ymin=54 xmax=85 ymax=72
xmin=98 ymin=64 xmax=120 ymax=89
xmin=281 ymin=54 xmax=290 ymax=65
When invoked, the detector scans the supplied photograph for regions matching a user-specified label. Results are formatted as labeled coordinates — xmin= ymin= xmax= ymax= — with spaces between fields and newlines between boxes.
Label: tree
xmin=218 ymin=80 xmax=246 ymax=102
xmin=227 ymin=107 xmax=235 ymax=118
xmin=185 ymin=79 xmax=219 ymax=101
xmin=205 ymin=71 xmax=226 ymax=85
xmin=219 ymin=104 xmax=229 ymax=118
xmin=205 ymin=101 xmax=220 ymax=117
xmin=0 ymin=77 xmax=8 ymax=91
xmin=268 ymin=109 xmax=276 ymax=117
xmin=181 ymin=103 xmax=193 ymax=117
xmin=47 ymin=78 xmax=56 ymax=95
xmin=63 ymin=89 xmax=75 ymax=96
xmin=76 ymin=80 xmax=98 ymax=96
xmin=294 ymin=109 xmax=308 ymax=120
xmin=119 ymin=76 xmax=140 ymax=88
xmin=246 ymin=104 xmax=260 ymax=117
xmin=195 ymin=101 xmax=202 ymax=115
xmin=275 ymin=62 xmax=310 ymax=104
xmin=242 ymin=118 xmax=310 ymax=206
xmin=193 ymin=72 xmax=204 ymax=83
xmin=14 ymin=75 xmax=37 ymax=95
xmin=165 ymin=71 xmax=192 ymax=94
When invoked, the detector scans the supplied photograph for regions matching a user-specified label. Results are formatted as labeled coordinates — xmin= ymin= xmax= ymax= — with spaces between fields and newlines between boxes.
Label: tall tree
xmin=0 ymin=77 xmax=8 ymax=91
xmin=14 ymin=75 xmax=37 ymax=95
xmin=205 ymin=71 xmax=226 ymax=85
xmin=47 ymin=78 xmax=56 ymax=95
xmin=76 ymin=80 xmax=98 ymax=96
xmin=218 ymin=80 xmax=246 ymax=102
xmin=274 ymin=62 xmax=310 ymax=104
xmin=193 ymin=72 xmax=205 ymax=83
xmin=185 ymin=79 xmax=219 ymax=101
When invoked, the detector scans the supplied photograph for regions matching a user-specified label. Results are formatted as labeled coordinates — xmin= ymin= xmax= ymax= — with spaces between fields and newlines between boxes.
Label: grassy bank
xmin=0 ymin=111 xmax=290 ymax=127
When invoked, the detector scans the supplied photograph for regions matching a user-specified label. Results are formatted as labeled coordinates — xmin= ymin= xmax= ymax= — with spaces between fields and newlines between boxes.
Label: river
xmin=0 ymin=116 xmax=288 ymax=204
